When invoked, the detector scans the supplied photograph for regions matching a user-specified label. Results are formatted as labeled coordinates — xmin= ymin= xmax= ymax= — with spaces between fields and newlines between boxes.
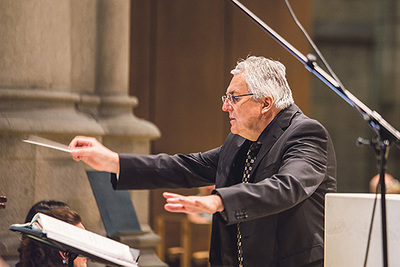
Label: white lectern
xmin=325 ymin=193 xmax=400 ymax=267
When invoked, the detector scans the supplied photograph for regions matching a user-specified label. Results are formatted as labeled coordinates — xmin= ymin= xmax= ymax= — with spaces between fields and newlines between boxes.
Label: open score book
xmin=9 ymin=212 xmax=139 ymax=267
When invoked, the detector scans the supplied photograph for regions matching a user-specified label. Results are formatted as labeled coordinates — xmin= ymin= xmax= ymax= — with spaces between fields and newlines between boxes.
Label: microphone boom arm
xmin=229 ymin=0 xmax=400 ymax=146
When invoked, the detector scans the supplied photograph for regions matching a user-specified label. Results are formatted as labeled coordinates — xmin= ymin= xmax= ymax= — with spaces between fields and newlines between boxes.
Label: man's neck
xmin=247 ymin=106 xmax=282 ymax=141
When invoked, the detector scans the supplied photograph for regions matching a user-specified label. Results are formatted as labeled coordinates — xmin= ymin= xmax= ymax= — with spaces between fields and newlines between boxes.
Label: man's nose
xmin=222 ymin=100 xmax=232 ymax=112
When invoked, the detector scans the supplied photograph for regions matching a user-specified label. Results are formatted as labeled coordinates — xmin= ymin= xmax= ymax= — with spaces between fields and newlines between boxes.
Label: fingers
xmin=69 ymin=136 xmax=83 ymax=149
xmin=163 ymin=192 xmax=207 ymax=214
xmin=164 ymin=203 xmax=186 ymax=213
xmin=163 ymin=192 xmax=197 ymax=205
xmin=69 ymin=136 xmax=99 ymax=162
xmin=68 ymin=136 xmax=97 ymax=150
xmin=164 ymin=203 xmax=202 ymax=214
xmin=69 ymin=136 xmax=91 ymax=161
xmin=163 ymin=192 xmax=183 ymax=199
xmin=163 ymin=191 xmax=188 ymax=213
xmin=70 ymin=147 xmax=92 ymax=162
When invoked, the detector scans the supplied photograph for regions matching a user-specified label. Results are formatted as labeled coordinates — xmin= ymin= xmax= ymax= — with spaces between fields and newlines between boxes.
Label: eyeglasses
xmin=221 ymin=93 xmax=254 ymax=104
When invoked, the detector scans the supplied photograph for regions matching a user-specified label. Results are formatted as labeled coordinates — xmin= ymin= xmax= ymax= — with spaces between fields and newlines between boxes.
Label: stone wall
xmin=0 ymin=1 xmax=161 ymax=266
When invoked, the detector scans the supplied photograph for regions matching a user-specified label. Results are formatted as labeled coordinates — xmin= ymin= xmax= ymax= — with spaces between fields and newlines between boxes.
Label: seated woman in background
xmin=23 ymin=200 xmax=70 ymax=223
xmin=16 ymin=208 xmax=87 ymax=267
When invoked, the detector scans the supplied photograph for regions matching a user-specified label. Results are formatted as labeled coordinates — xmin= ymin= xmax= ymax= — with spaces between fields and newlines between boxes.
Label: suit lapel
xmin=216 ymin=134 xmax=246 ymax=188
xmin=249 ymin=105 xmax=301 ymax=180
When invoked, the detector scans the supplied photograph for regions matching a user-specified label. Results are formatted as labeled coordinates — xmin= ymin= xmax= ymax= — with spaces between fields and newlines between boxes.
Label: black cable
xmin=283 ymin=0 xmax=346 ymax=91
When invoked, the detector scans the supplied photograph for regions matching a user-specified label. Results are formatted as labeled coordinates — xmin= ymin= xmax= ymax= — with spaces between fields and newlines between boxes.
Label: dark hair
xmin=25 ymin=200 xmax=70 ymax=223
xmin=44 ymin=209 xmax=81 ymax=226
xmin=17 ymin=209 xmax=82 ymax=267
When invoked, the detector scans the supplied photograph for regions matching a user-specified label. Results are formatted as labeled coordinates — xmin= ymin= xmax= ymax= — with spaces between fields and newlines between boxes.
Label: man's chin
xmin=230 ymin=128 xmax=239 ymax=135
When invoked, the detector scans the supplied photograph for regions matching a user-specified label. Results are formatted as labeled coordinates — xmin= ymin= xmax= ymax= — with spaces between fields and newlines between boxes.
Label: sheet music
xmin=22 ymin=135 xmax=71 ymax=153
xmin=19 ymin=213 xmax=139 ymax=266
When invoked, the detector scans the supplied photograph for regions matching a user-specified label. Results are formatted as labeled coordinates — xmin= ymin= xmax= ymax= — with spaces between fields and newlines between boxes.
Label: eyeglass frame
xmin=221 ymin=93 xmax=254 ymax=104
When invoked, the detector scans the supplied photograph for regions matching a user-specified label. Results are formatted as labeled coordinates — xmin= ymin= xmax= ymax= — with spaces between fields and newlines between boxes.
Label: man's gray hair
xmin=231 ymin=56 xmax=294 ymax=109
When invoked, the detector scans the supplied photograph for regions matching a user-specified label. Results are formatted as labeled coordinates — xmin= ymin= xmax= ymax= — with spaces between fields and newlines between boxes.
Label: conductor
xmin=69 ymin=56 xmax=337 ymax=267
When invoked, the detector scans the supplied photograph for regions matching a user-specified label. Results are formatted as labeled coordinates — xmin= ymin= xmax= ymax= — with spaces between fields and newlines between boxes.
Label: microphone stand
xmin=229 ymin=0 xmax=400 ymax=266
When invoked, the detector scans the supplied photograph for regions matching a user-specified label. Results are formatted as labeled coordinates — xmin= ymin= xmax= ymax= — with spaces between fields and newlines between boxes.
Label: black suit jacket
xmin=112 ymin=104 xmax=337 ymax=267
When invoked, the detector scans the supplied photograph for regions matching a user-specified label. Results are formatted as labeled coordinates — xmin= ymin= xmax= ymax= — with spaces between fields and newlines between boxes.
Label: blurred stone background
xmin=1 ymin=0 xmax=399 ymax=266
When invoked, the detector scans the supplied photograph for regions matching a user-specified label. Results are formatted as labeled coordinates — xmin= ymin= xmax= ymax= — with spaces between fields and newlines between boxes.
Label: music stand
xmin=86 ymin=171 xmax=142 ymax=238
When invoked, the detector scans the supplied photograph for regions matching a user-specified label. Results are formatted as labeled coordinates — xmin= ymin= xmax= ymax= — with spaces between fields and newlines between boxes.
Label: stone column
xmin=93 ymin=1 xmax=163 ymax=266
xmin=0 ymin=1 xmax=102 ymax=265
xmin=95 ymin=0 xmax=160 ymax=222
xmin=0 ymin=1 xmax=162 ymax=266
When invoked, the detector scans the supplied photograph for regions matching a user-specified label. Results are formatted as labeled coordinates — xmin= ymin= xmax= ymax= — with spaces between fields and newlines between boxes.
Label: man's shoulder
xmin=284 ymin=105 xmax=328 ymax=132
xmin=284 ymin=115 xmax=328 ymax=142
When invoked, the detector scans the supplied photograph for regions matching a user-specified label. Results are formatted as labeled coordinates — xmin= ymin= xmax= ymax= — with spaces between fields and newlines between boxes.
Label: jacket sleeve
xmin=112 ymin=147 xmax=221 ymax=190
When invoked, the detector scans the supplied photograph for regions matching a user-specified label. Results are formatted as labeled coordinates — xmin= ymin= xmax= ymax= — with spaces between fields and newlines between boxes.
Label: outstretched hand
xmin=163 ymin=192 xmax=224 ymax=215
xmin=69 ymin=136 xmax=120 ymax=174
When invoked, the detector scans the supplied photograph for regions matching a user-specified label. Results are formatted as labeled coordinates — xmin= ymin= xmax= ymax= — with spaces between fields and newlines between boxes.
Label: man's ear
xmin=261 ymin=96 xmax=274 ymax=114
